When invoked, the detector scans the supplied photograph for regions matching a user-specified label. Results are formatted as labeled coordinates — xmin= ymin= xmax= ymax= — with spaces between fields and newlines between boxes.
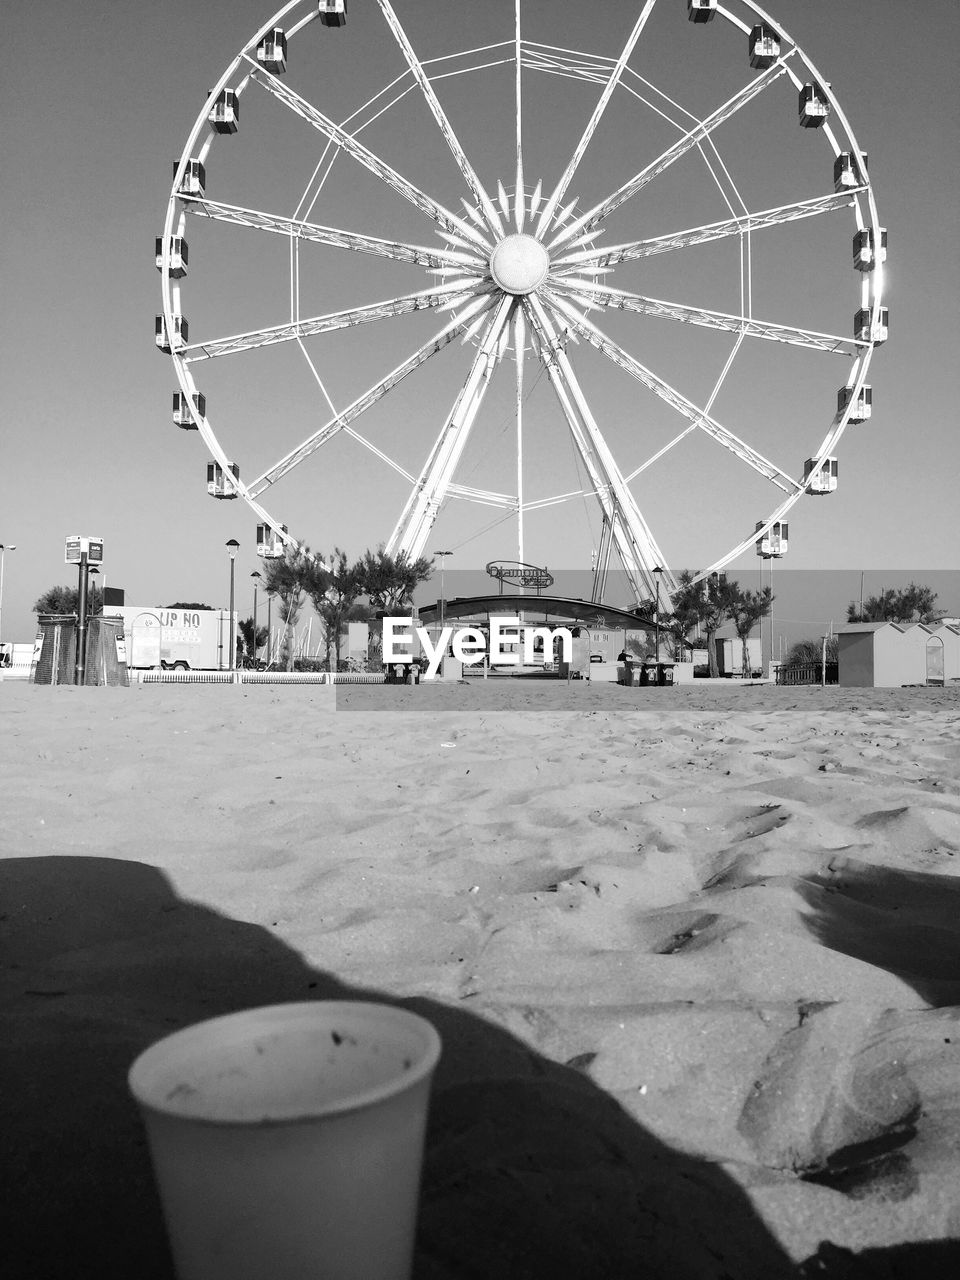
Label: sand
xmin=2 ymin=679 xmax=959 ymax=1278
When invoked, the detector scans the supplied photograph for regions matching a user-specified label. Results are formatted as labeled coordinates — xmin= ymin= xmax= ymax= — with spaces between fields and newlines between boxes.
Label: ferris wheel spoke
xmin=388 ymin=295 xmax=515 ymax=561
xmin=514 ymin=0 xmax=524 ymax=231
xmin=447 ymin=483 xmax=516 ymax=509
xmin=548 ymin=56 xmax=793 ymax=251
xmin=180 ymin=195 xmax=487 ymax=271
xmin=524 ymin=293 xmax=673 ymax=605
xmin=553 ymin=189 xmax=864 ymax=270
xmin=535 ymin=0 xmax=658 ymax=238
xmin=549 ymin=279 xmax=862 ymax=356
xmin=183 ymin=282 xmax=491 ymax=363
xmin=246 ymin=57 xmax=491 ymax=251
xmin=375 ymin=0 xmax=504 ymax=239
xmin=248 ymin=292 xmax=499 ymax=498
xmin=544 ymin=287 xmax=802 ymax=494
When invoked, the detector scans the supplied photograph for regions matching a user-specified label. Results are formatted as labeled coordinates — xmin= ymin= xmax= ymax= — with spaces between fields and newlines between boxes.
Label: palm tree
xmin=661 ymin=569 xmax=704 ymax=661
xmin=260 ymin=545 xmax=309 ymax=670
xmin=897 ymin=582 xmax=939 ymax=623
xmin=729 ymin=586 xmax=774 ymax=676
xmin=237 ymin=616 xmax=268 ymax=662
xmin=359 ymin=547 xmax=433 ymax=613
xmin=700 ymin=573 xmax=738 ymax=677
xmin=847 ymin=589 xmax=897 ymax=623
xmin=303 ymin=548 xmax=365 ymax=671
xmin=846 ymin=583 xmax=939 ymax=624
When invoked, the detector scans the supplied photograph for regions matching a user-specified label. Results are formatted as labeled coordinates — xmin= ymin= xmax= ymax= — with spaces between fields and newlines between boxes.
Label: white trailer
xmin=107 ymin=606 xmax=235 ymax=670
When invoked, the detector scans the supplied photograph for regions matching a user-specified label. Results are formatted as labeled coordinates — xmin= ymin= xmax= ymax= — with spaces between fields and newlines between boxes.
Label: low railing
xmin=129 ymin=669 xmax=386 ymax=685
xmin=776 ymin=662 xmax=838 ymax=686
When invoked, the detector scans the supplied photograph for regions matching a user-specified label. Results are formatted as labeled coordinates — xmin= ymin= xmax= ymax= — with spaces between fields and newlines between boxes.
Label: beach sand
xmin=2 ymin=679 xmax=959 ymax=1278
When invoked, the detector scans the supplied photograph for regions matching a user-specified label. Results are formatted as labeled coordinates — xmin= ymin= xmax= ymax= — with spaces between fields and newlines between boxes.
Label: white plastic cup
xmin=128 ymin=1001 xmax=441 ymax=1280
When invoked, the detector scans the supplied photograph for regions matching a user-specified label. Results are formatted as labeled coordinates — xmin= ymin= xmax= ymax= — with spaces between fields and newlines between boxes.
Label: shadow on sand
xmin=2 ymin=856 xmax=958 ymax=1279
xmin=797 ymin=858 xmax=960 ymax=1009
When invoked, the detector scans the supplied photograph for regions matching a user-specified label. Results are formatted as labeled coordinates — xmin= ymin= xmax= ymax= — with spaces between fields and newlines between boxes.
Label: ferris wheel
xmin=158 ymin=0 xmax=886 ymax=609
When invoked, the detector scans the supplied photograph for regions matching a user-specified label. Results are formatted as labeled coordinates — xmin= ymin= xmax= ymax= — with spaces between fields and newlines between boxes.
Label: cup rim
xmin=128 ymin=1000 xmax=442 ymax=1126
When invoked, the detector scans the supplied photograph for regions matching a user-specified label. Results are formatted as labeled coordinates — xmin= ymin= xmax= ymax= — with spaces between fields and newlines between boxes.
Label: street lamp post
xmin=251 ymin=571 xmax=261 ymax=663
xmin=226 ymin=540 xmax=239 ymax=671
xmin=0 ymin=543 xmax=16 ymax=658
xmin=74 ymin=551 xmax=90 ymax=685
xmin=434 ymin=551 xmax=452 ymax=631
xmin=652 ymin=566 xmax=663 ymax=663
xmin=433 ymin=550 xmax=452 ymax=678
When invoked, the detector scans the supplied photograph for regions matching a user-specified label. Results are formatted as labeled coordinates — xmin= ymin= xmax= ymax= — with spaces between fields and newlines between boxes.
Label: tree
xmin=786 ymin=636 xmax=838 ymax=667
xmin=260 ymin=544 xmax=309 ymax=670
xmin=897 ymin=581 xmax=939 ymax=623
xmin=660 ymin=569 xmax=706 ymax=661
xmin=846 ymin=589 xmax=896 ymax=623
xmin=237 ymin=616 xmax=268 ymax=661
xmin=359 ymin=547 xmax=433 ymax=613
xmin=728 ymin=585 xmax=774 ymax=677
xmin=697 ymin=573 xmax=738 ymax=677
xmin=34 ymin=584 xmax=103 ymax=616
xmin=166 ymin=601 xmax=214 ymax=610
xmin=846 ymin=582 xmax=939 ymax=624
xmin=304 ymin=548 xmax=365 ymax=670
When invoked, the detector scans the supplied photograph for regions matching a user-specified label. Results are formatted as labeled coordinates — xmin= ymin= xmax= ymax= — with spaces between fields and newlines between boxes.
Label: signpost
xmin=65 ymin=535 xmax=104 ymax=684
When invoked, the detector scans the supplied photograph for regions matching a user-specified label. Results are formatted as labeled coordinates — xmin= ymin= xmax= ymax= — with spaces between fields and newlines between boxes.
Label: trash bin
xmin=640 ymin=661 xmax=675 ymax=687
xmin=32 ymin=615 xmax=77 ymax=685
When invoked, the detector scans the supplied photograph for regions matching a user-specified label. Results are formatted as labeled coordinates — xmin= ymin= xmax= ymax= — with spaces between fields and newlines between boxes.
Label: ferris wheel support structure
xmin=159 ymin=0 xmax=886 ymax=614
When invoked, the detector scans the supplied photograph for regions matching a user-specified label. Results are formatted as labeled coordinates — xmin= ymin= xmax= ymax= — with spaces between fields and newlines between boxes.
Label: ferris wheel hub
xmin=489 ymin=234 xmax=550 ymax=295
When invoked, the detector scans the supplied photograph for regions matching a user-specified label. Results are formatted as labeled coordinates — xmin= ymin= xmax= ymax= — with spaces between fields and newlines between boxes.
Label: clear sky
xmin=2 ymin=0 xmax=957 ymax=646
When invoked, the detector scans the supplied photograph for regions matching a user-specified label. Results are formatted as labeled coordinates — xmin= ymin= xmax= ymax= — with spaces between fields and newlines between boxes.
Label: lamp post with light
xmin=87 ymin=567 xmax=101 ymax=635
xmin=652 ymin=566 xmax=663 ymax=663
xmin=226 ymin=539 xmax=239 ymax=671
xmin=433 ymin=550 xmax=452 ymax=678
xmin=0 ymin=543 xmax=16 ymax=659
xmin=251 ymin=571 xmax=261 ymax=664
xmin=434 ymin=550 xmax=452 ymax=631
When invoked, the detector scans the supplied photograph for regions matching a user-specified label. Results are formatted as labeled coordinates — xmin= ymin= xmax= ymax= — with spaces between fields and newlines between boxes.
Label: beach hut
xmin=837 ymin=622 xmax=945 ymax=687
xmin=925 ymin=623 xmax=960 ymax=685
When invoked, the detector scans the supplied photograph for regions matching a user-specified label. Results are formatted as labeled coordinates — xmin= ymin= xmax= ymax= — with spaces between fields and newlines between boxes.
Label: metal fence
xmin=776 ymin=662 xmax=839 ymax=686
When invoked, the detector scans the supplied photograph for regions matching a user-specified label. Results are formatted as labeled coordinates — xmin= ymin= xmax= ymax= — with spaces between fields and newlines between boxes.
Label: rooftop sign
xmin=485 ymin=560 xmax=554 ymax=593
